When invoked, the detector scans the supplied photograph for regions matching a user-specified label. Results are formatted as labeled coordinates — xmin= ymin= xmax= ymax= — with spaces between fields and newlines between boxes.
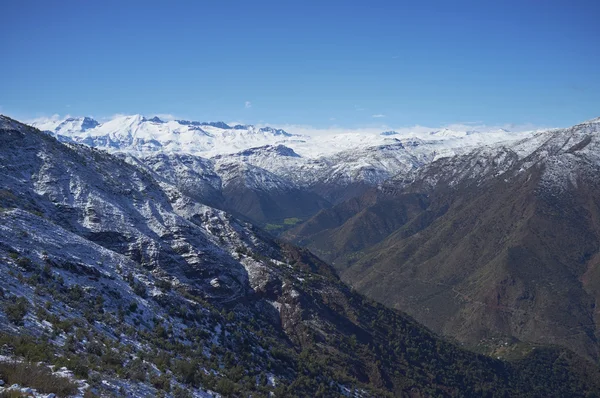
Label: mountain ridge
xmin=286 ymin=116 xmax=600 ymax=362
xmin=2 ymin=114 xmax=600 ymax=396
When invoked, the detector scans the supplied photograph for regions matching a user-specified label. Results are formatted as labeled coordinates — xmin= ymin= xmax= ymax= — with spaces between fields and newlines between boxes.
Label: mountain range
xmin=30 ymin=114 xmax=542 ymax=226
xmin=1 ymin=113 xmax=599 ymax=396
xmin=286 ymin=117 xmax=600 ymax=363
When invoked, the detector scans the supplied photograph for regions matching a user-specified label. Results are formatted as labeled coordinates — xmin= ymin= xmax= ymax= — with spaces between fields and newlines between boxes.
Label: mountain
xmin=214 ymin=161 xmax=330 ymax=226
xmin=286 ymin=117 xmax=600 ymax=362
xmin=30 ymin=114 xmax=300 ymax=156
xmin=31 ymin=115 xmax=535 ymax=159
xmin=2 ymin=115 xmax=600 ymax=396
xmin=31 ymin=115 xmax=542 ymax=206
xmin=122 ymin=151 xmax=331 ymax=229
xmin=30 ymin=115 xmax=100 ymax=134
xmin=122 ymin=152 xmax=225 ymax=209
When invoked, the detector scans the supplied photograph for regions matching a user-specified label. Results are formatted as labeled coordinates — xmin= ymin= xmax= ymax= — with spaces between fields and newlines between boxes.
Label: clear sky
xmin=1 ymin=0 xmax=599 ymax=129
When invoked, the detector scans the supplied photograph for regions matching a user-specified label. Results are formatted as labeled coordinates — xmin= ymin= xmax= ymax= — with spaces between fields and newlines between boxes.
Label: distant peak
xmin=109 ymin=114 xmax=144 ymax=123
xmin=202 ymin=121 xmax=231 ymax=129
xmin=380 ymin=131 xmax=398 ymax=136
xmin=126 ymin=114 xmax=144 ymax=120
xmin=149 ymin=116 xmax=164 ymax=123
xmin=175 ymin=119 xmax=201 ymax=126
xmin=54 ymin=116 xmax=99 ymax=132
xmin=176 ymin=120 xmax=231 ymax=129
xmin=257 ymin=126 xmax=292 ymax=137
xmin=238 ymin=144 xmax=300 ymax=158
xmin=81 ymin=117 xmax=99 ymax=131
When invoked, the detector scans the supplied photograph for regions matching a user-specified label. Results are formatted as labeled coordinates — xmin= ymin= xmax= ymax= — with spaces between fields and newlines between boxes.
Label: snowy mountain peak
xmin=257 ymin=126 xmax=292 ymax=137
xmin=58 ymin=116 xmax=100 ymax=132
xmin=233 ymin=124 xmax=251 ymax=130
xmin=148 ymin=116 xmax=164 ymax=123
xmin=203 ymin=121 xmax=232 ymax=129
xmin=29 ymin=115 xmax=100 ymax=133
xmin=27 ymin=114 xmax=305 ymax=157
xmin=175 ymin=120 xmax=232 ymax=129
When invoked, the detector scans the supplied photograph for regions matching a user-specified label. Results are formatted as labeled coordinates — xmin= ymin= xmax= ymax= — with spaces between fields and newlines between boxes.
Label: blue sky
xmin=1 ymin=0 xmax=599 ymax=129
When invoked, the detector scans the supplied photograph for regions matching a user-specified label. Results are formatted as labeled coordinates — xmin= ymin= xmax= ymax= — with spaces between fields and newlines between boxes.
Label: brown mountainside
xmin=287 ymin=119 xmax=600 ymax=361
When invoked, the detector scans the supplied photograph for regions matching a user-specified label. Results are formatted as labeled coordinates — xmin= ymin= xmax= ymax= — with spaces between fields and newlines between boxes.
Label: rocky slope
xmin=286 ymin=118 xmax=600 ymax=362
xmin=123 ymin=151 xmax=331 ymax=229
xmin=2 ymin=116 xmax=600 ymax=396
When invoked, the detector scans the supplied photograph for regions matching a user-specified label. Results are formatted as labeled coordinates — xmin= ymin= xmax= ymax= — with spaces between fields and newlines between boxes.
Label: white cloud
xmin=372 ymin=114 xmax=386 ymax=118
xmin=27 ymin=113 xmax=66 ymax=124
xmin=255 ymin=123 xmax=385 ymax=137
xmin=245 ymin=101 xmax=252 ymax=109
xmin=106 ymin=113 xmax=129 ymax=120
xmin=441 ymin=121 xmax=543 ymax=133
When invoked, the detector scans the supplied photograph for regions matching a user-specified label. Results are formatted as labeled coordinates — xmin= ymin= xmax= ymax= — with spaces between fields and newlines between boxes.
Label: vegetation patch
xmin=2 ymin=297 xmax=29 ymax=325
xmin=0 ymin=361 xmax=78 ymax=396
xmin=264 ymin=223 xmax=283 ymax=232
xmin=265 ymin=218 xmax=303 ymax=234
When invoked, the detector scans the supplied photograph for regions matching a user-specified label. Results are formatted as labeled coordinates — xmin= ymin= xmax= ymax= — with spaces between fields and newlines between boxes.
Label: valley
xmin=1 ymin=114 xmax=599 ymax=396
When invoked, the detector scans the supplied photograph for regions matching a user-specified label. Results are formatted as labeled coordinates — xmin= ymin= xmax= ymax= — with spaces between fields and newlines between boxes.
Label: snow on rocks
xmin=28 ymin=113 xmax=552 ymax=197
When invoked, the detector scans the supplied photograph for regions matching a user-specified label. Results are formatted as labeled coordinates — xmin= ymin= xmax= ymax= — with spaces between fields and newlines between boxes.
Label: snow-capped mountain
xmin=7 ymin=115 xmax=596 ymax=397
xmin=29 ymin=114 xmax=553 ymax=225
xmin=30 ymin=114 xmax=301 ymax=156
xmin=386 ymin=117 xmax=600 ymax=193
xmin=30 ymin=114 xmax=542 ymax=160
xmin=30 ymin=115 xmax=99 ymax=134
xmin=285 ymin=116 xmax=600 ymax=363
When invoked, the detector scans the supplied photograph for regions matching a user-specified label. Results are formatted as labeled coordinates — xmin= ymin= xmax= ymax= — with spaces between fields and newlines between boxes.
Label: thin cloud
xmin=372 ymin=114 xmax=386 ymax=118
xmin=258 ymin=123 xmax=394 ymax=137
xmin=245 ymin=101 xmax=252 ymax=109
xmin=256 ymin=121 xmax=548 ymax=139
xmin=107 ymin=113 xmax=129 ymax=120
xmin=27 ymin=113 xmax=66 ymax=124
